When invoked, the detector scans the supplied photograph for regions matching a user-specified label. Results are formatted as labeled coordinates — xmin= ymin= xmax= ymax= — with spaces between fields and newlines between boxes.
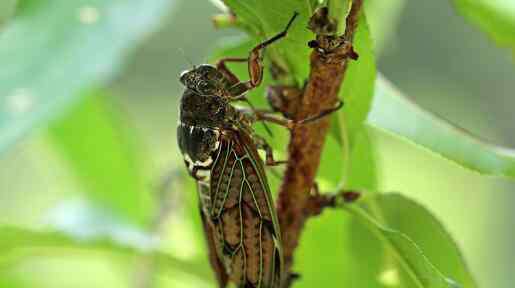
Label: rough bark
xmin=276 ymin=0 xmax=364 ymax=274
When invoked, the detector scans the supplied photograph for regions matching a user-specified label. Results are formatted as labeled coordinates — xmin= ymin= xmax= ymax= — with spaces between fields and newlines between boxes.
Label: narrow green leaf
xmin=48 ymin=93 xmax=154 ymax=226
xmin=0 ymin=0 xmax=175 ymax=154
xmin=367 ymin=75 xmax=515 ymax=179
xmin=344 ymin=193 xmax=475 ymax=288
xmin=0 ymin=225 xmax=212 ymax=282
xmin=450 ymin=0 xmax=515 ymax=51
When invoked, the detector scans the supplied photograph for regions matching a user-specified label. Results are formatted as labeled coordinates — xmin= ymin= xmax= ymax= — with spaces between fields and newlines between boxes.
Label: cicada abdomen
xmin=206 ymin=130 xmax=283 ymax=288
xmin=178 ymin=121 xmax=283 ymax=288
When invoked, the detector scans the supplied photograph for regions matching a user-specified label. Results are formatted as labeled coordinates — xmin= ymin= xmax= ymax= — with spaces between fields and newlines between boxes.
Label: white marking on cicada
xmin=195 ymin=168 xmax=211 ymax=182
xmin=183 ymin=152 xmax=214 ymax=169
xmin=211 ymin=128 xmax=221 ymax=151
xmin=183 ymin=154 xmax=195 ymax=172
xmin=213 ymin=139 xmax=220 ymax=151
xmin=195 ymin=156 xmax=213 ymax=167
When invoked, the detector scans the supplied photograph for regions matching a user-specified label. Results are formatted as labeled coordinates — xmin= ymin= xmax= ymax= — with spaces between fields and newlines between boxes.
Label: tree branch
xmin=276 ymin=0 xmax=364 ymax=275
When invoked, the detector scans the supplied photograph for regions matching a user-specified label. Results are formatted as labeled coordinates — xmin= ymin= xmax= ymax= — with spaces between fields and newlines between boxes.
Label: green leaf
xmin=0 ymin=225 xmax=212 ymax=282
xmin=367 ymin=75 xmax=515 ymax=179
xmin=322 ymin=12 xmax=376 ymax=190
xmin=0 ymin=0 xmax=175 ymax=154
xmin=0 ymin=273 xmax=27 ymax=288
xmin=344 ymin=193 xmax=476 ymax=288
xmin=293 ymin=210 xmax=349 ymax=288
xmin=344 ymin=128 xmax=379 ymax=190
xmin=377 ymin=194 xmax=476 ymax=288
xmin=222 ymin=0 xmax=314 ymax=82
xmin=48 ymin=92 xmax=154 ymax=226
xmin=335 ymin=122 xmax=382 ymax=287
xmin=335 ymin=13 xmax=376 ymax=155
xmin=450 ymin=0 xmax=515 ymax=51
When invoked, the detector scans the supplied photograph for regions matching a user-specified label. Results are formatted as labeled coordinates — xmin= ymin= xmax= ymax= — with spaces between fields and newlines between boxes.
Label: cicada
xmin=177 ymin=13 xmax=299 ymax=288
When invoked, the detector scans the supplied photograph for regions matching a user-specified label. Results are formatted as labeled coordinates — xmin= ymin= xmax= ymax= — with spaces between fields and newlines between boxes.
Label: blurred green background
xmin=1 ymin=0 xmax=514 ymax=287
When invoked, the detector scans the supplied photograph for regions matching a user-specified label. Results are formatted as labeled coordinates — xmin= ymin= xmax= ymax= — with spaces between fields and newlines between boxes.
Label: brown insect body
xmin=209 ymin=130 xmax=282 ymax=287
xmin=178 ymin=79 xmax=284 ymax=288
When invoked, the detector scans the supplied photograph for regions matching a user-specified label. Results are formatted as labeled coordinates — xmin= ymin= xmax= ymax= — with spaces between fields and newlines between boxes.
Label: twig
xmin=306 ymin=189 xmax=361 ymax=216
xmin=276 ymin=0 xmax=364 ymax=276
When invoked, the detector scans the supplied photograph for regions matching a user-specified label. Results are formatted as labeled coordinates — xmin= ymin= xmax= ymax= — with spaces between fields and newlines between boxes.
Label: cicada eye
xmin=179 ymin=70 xmax=190 ymax=86
xmin=197 ymin=80 xmax=208 ymax=91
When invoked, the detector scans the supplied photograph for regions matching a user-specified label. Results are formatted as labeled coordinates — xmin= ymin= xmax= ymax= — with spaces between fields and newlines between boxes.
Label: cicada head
xmin=180 ymin=64 xmax=227 ymax=96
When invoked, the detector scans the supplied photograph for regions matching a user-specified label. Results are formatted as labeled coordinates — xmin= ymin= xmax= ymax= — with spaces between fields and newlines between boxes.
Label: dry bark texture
xmin=275 ymin=0 xmax=364 ymax=274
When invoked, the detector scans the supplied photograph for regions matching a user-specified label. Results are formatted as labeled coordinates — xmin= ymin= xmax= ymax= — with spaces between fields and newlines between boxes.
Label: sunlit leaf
xmin=344 ymin=193 xmax=476 ymax=288
xmin=367 ymin=75 xmax=515 ymax=179
xmin=48 ymin=92 xmax=154 ymax=226
xmin=293 ymin=210 xmax=348 ymax=288
xmin=0 ymin=0 xmax=175 ymax=154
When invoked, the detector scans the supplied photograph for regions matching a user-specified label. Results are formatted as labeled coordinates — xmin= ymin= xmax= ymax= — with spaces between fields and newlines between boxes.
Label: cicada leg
xmin=252 ymin=134 xmax=288 ymax=166
xmin=241 ymin=100 xmax=344 ymax=130
xmin=216 ymin=57 xmax=247 ymax=86
xmin=214 ymin=12 xmax=299 ymax=99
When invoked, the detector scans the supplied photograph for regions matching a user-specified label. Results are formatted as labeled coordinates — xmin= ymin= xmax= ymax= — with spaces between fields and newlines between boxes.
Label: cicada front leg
xmin=214 ymin=12 xmax=299 ymax=99
xmin=238 ymin=100 xmax=344 ymax=130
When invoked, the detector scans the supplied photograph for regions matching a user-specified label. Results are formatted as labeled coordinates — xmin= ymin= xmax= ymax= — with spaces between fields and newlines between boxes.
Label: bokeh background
xmin=1 ymin=0 xmax=514 ymax=287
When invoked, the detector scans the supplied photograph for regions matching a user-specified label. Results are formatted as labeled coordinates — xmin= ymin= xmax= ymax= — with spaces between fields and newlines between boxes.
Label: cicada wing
xmin=199 ymin=199 xmax=228 ymax=287
xmin=208 ymin=131 xmax=284 ymax=288
xmin=200 ymin=209 xmax=229 ymax=287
